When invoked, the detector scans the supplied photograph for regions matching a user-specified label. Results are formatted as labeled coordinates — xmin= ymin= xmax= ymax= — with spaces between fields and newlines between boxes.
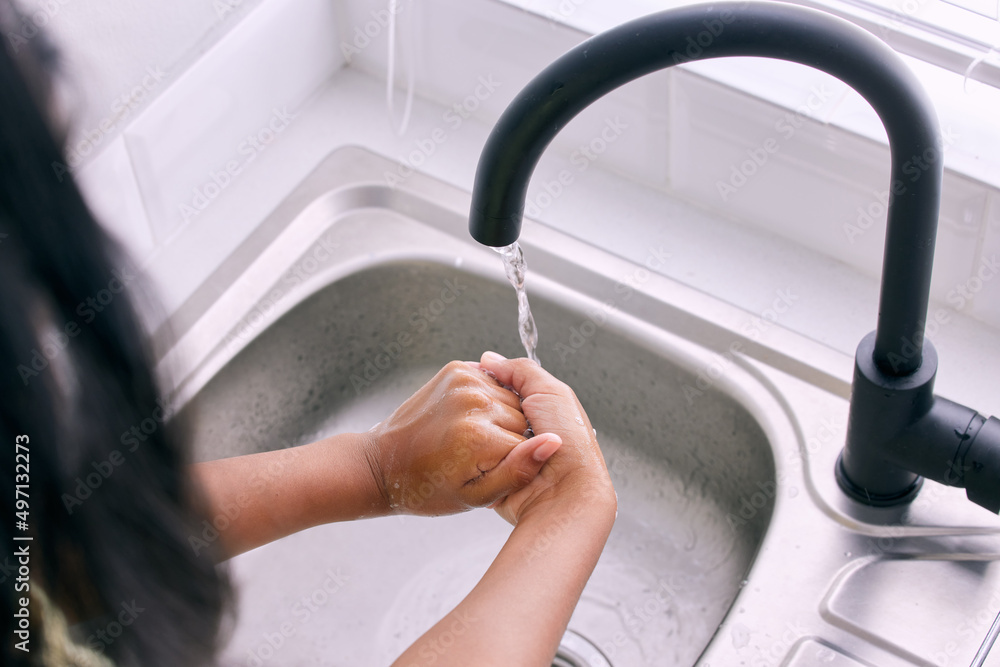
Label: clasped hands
xmin=191 ymin=351 xmax=615 ymax=558
xmin=362 ymin=351 xmax=615 ymax=525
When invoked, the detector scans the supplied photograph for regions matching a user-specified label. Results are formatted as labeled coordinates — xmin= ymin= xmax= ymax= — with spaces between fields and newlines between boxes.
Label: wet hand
xmin=478 ymin=351 xmax=616 ymax=525
xmin=365 ymin=361 xmax=562 ymax=516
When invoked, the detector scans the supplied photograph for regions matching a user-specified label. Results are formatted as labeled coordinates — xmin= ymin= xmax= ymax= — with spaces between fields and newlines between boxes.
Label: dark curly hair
xmin=0 ymin=2 xmax=231 ymax=665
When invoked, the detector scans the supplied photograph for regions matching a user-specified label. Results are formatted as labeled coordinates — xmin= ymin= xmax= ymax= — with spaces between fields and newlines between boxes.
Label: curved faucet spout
xmin=468 ymin=2 xmax=1000 ymax=511
xmin=468 ymin=0 xmax=942 ymax=377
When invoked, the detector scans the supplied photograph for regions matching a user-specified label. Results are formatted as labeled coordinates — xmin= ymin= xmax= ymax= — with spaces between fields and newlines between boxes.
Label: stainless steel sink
xmin=160 ymin=147 xmax=1000 ymax=666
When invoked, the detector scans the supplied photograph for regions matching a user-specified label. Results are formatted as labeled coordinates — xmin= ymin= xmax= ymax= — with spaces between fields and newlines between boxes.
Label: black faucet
xmin=468 ymin=1 xmax=1000 ymax=512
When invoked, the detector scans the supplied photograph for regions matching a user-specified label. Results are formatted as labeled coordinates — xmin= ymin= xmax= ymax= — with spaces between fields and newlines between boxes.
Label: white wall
xmin=15 ymin=0 xmax=264 ymax=153
xmin=12 ymin=0 xmax=345 ymax=333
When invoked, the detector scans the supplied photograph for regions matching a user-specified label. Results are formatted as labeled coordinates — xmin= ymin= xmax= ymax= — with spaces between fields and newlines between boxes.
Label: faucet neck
xmin=470 ymin=1 xmax=942 ymax=375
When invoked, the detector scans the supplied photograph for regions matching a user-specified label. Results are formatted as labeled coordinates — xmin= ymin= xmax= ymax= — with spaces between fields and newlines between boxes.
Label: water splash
xmin=494 ymin=242 xmax=540 ymax=365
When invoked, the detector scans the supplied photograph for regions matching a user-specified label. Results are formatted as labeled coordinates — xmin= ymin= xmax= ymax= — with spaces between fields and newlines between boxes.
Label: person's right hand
xmin=364 ymin=360 xmax=562 ymax=517
xmin=478 ymin=351 xmax=616 ymax=525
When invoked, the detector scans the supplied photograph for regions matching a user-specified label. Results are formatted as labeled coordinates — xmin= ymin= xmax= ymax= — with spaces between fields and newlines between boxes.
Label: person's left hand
xmin=364 ymin=361 xmax=562 ymax=516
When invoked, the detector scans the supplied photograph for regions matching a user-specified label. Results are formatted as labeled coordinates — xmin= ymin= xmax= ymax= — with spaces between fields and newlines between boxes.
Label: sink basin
xmin=181 ymin=258 xmax=773 ymax=665
xmin=161 ymin=146 xmax=1000 ymax=666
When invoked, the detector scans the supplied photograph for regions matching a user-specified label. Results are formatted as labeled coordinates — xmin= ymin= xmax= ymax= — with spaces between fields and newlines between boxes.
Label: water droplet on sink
xmin=844 ymin=551 xmax=852 ymax=557
xmin=454 ymin=257 xmax=463 ymax=267
xmin=788 ymin=486 xmax=799 ymax=498
xmin=730 ymin=622 xmax=751 ymax=648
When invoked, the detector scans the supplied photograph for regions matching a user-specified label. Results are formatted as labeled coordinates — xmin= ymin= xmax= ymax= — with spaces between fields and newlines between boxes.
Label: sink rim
xmin=181 ymin=253 xmax=791 ymax=667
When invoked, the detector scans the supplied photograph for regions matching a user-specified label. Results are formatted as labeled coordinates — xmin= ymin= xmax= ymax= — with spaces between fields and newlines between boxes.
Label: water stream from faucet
xmin=494 ymin=242 xmax=540 ymax=365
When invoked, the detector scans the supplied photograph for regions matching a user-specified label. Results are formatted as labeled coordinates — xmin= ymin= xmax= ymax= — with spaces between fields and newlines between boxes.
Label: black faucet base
xmin=838 ymin=331 xmax=1000 ymax=513
xmin=835 ymin=453 xmax=923 ymax=507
